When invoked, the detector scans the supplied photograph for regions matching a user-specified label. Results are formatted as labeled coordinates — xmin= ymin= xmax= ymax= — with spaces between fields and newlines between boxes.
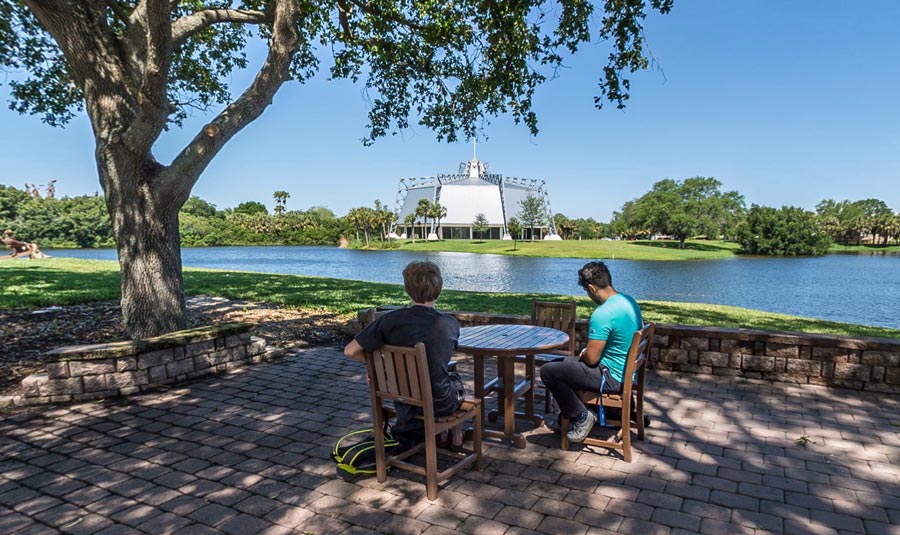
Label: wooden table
xmin=458 ymin=324 xmax=570 ymax=448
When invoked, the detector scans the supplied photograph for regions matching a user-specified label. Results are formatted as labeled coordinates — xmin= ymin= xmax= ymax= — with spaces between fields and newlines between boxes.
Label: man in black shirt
xmin=344 ymin=261 xmax=462 ymax=439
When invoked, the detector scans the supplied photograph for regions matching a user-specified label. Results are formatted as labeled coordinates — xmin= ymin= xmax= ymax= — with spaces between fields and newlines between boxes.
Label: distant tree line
xmin=605 ymin=177 xmax=900 ymax=256
xmin=3 ymin=180 xmax=899 ymax=256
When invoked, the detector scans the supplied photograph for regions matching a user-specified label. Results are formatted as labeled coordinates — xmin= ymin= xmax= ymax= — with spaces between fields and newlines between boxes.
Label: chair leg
xmin=473 ymin=408 xmax=483 ymax=471
xmin=374 ymin=411 xmax=388 ymax=483
xmin=525 ymin=357 xmax=535 ymax=418
xmin=425 ymin=432 xmax=438 ymax=501
xmin=635 ymin=392 xmax=645 ymax=440
xmin=560 ymin=416 xmax=570 ymax=450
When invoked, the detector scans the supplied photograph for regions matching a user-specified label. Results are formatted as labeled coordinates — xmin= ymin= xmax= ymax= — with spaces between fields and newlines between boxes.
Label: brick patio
xmin=1 ymin=346 xmax=898 ymax=535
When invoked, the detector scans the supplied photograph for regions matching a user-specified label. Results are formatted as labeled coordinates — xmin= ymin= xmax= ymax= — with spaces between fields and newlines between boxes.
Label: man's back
xmin=355 ymin=306 xmax=460 ymax=415
xmin=590 ymin=293 xmax=642 ymax=383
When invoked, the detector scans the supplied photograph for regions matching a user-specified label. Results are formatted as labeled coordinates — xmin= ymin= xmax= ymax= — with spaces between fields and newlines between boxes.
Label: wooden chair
xmin=364 ymin=343 xmax=482 ymax=500
xmin=560 ymin=323 xmax=655 ymax=462
xmin=526 ymin=299 xmax=578 ymax=413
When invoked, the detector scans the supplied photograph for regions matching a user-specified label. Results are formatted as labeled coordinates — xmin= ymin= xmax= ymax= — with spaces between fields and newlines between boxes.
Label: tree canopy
xmin=0 ymin=0 xmax=674 ymax=337
xmin=737 ymin=205 xmax=831 ymax=256
xmin=610 ymin=177 xmax=745 ymax=246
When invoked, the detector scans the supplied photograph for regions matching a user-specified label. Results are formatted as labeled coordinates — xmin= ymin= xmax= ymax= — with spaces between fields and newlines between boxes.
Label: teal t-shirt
xmin=588 ymin=293 xmax=643 ymax=383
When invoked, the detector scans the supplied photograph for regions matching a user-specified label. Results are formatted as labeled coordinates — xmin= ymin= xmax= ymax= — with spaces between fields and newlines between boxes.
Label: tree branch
xmin=165 ymin=0 xmax=299 ymax=203
xmin=171 ymin=9 xmax=270 ymax=46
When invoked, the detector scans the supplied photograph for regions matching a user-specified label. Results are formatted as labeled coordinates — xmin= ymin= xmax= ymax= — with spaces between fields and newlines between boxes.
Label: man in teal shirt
xmin=540 ymin=261 xmax=643 ymax=443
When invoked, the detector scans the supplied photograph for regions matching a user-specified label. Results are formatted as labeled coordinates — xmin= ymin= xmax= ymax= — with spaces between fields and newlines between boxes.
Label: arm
xmin=343 ymin=338 xmax=366 ymax=362
xmin=579 ymin=339 xmax=607 ymax=367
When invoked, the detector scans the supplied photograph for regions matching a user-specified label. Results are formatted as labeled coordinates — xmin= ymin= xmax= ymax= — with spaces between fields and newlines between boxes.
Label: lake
xmin=46 ymin=246 xmax=900 ymax=330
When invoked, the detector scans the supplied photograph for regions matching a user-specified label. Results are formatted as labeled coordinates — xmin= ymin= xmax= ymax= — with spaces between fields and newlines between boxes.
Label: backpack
xmin=331 ymin=427 xmax=414 ymax=476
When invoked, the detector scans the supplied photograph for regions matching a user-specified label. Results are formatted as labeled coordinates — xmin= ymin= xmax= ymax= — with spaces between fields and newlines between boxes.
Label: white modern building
xmin=391 ymin=144 xmax=560 ymax=241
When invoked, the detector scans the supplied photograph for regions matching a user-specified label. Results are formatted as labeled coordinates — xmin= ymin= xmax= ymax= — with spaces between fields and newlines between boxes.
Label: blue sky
xmin=1 ymin=1 xmax=898 ymax=221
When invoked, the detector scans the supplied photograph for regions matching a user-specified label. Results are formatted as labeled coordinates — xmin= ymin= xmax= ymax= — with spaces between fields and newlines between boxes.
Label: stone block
xmin=83 ymin=374 xmax=108 ymax=393
xmin=687 ymin=350 xmax=699 ymax=364
xmin=864 ymin=382 xmax=900 ymax=394
xmin=742 ymin=355 xmax=775 ymax=372
xmin=871 ymin=366 xmax=885 ymax=383
xmin=172 ymin=346 xmax=185 ymax=360
xmin=117 ymin=357 xmax=137 ymax=372
xmin=185 ymin=340 xmax=215 ymax=357
xmin=149 ymin=365 xmax=168 ymax=383
xmin=232 ymin=345 xmax=249 ymax=362
xmin=728 ymin=354 xmax=743 ymax=369
xmin=678 ymin=364 xmax=712 ymax=374
xmin=722 ymin=339 xmax=755 ymax=354
xmin=811 ymin=347 xmax=859 ymax=363
xmin=699 ymin=351 xmax=730 ymax=367
xmin=238 ymin=332 xmax=251 ymax=343
xmin=774 ymin=357 xmax=787 ymax=373
xmin=786 ymin=359 xmax=822 ymax=376
xmin=833 ymin=363 xmax=871 ymax=382
xmin=713 ymin=368 xmax=741 ymax=376
xmin=659 ymin=349 xmax=689 ymax=364
xmin=766 ymin=343 xmax=799 ymax=358
xmin=248 ymin=337 xmax=266 ymax=356
xmin=652 ymin=334 xmax=668 ymax=347
xmin=106 ymin=371 xmax=149 ymax=389
xmin=119 ymin=386 xmax=141 ymax=395
xmin=761 ymin=373 xmax=806 ymax=384
xmin=225 ymin=335 xmax=243 ymax=349
xmin=68 ymin=359 xmax=115 ymax=376
xmin=753 ymin=341 xmax=766 ymax=355
xmin=138 ymin=349 xmax=175 ymax=369
xmin=881 ymin=367 xmax=900 ymax=385
xmin=46 ymin=362 xmax=70 ymax=379
xmin=681 ymin=337 xmax=709 ymax=351
xmin=829 ymin=379 xmax=863 ymax=390
xmin=166 ymin=359 xmax=195 ymax=377
xmin=208 ymin=350 xmax=231 ymax=366
xmin=22 ymin=374 xmax=48 ymax=397
xmin=193 ymin=355 xmax=212 ymax=371
xmin=861 ymin=351 xmax=900 ymax=367
xmin=72 ymin=392 xmax=105 ymax=402
xmin=743 ymin=371 xmax=762 ymax=379
xmin=40 ymin=377 xmax=84 ymax=396
xmin=49 ymin=395 xmax=73 ymax=403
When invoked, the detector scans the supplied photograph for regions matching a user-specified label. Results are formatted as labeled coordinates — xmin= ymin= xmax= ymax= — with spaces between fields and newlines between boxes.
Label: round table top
xmin=458 ymin=324 xmax=570 ymax=355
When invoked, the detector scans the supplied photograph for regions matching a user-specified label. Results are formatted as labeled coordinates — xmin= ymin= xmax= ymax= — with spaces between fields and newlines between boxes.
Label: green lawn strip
xmin=3 ymin=258 xmax=898 ymax=339
xmin=381 ymin=239 xmax=737 ymax=260
xmin=828 ymin=244 xmax=900 ymax=253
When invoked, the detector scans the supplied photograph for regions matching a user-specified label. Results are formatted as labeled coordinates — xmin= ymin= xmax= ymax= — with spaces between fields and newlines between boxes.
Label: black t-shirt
xmin=355 ymin=306 xmax=460 ymax=417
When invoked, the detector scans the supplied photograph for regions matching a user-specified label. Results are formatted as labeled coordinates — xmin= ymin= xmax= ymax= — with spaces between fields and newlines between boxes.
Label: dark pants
xmin=540 ymin=356 xmax=621 ymax=419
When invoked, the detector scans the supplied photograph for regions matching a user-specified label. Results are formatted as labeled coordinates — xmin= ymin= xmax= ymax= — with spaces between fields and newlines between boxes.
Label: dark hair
xmin=402 ymin=261 xmax=443 ymax=303
xmin=578 ymin=261 xmax=612 ymax=290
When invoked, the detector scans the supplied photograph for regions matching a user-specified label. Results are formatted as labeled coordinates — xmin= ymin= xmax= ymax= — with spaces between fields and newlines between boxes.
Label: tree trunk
xmin=100 ymin=149 xmax=188 ymax=339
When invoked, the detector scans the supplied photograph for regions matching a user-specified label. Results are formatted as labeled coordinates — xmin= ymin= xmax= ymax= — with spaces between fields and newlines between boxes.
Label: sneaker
xmin=566 ymin=410 xmax=597 ymax=443
xmin=545 ymin=413 xmax=562 ymax=434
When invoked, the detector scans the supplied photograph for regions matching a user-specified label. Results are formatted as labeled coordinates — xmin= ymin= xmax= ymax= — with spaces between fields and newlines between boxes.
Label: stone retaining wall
xmin=357 ymin=308 xmax=900 ymax=394
xmin=13 ymin=322 xmax=272 ymax=406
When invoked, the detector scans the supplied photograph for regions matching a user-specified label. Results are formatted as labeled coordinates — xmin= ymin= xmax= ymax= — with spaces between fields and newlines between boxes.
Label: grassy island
xmin=3 ymin=258 xmax=898 ymax=339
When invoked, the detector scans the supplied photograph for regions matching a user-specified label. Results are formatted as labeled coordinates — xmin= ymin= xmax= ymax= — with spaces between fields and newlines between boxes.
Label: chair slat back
xmin=366 ymin=343 xmax=431 ymax=410
xmin=620 ymin=323 xmax=655 ymax=398
xmin=531 ymin=299 xmax=577 ymax=355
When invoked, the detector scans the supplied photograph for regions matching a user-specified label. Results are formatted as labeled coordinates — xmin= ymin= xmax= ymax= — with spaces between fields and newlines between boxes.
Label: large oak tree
xmin=1 ymin=0 xmax=671 ymax=338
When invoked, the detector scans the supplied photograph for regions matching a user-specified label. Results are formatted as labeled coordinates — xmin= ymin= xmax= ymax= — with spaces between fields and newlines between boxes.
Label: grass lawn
xmin=828 ymin=243 xmax=900 ymax=253
xmin=3 ymin=258 xmax=899 ymax=339
xmin=379 ymin=239 xmax=738 ymax=260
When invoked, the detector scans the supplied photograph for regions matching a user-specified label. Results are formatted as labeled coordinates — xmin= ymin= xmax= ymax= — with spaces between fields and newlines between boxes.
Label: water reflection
xmin=45 ymin=246 xmax=900 ymax=329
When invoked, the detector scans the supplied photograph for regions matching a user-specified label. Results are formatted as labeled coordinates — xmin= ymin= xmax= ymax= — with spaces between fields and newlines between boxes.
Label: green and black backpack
xmin=331 ymin=427 xmax=413 ymax=476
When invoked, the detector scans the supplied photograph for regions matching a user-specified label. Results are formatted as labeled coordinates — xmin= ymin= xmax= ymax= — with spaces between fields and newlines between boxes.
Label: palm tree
xmin=415 ymin=199 xmax=433 ymax=239
xmin=273 ymin=190 xmax=290 ymax=215
xmin=430 ymin=202 xmax=447 ymax=239
xmin=404 ymin=213 xmax=417 ymax=242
